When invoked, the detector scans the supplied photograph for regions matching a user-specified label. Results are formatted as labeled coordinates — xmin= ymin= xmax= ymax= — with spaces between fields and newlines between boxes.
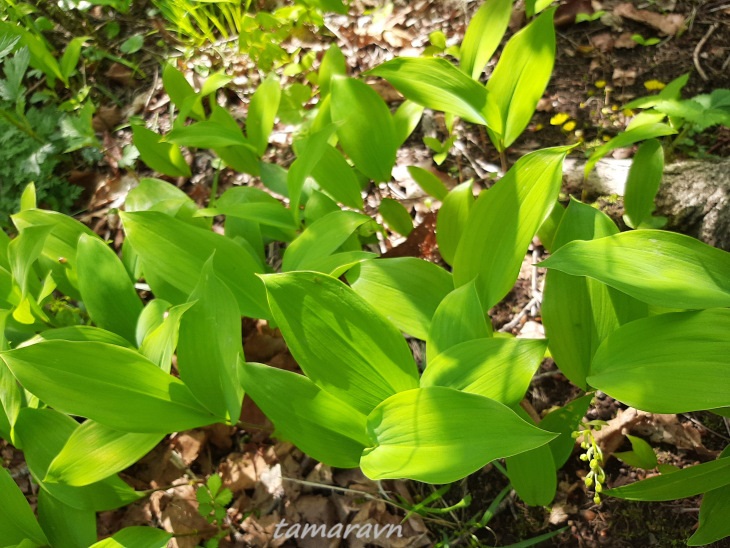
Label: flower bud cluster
xmin=573 ymin=424 xmax=606 ymax=504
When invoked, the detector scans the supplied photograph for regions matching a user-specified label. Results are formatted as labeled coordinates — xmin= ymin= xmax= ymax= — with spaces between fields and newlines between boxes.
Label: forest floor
xmin=3 ymin=0 xmax=730 ymax=545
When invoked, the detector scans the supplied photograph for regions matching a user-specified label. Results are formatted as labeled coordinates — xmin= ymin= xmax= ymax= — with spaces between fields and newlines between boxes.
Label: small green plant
xmin=196 ymin=474 xmax=233 ymax=548
xmin=631 ymin=33 xmax=660 ymax=46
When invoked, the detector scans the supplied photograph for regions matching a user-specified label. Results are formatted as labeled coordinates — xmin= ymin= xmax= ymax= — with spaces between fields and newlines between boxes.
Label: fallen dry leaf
xmin=614 ymin=3 xmax=685 ymax=36
xmin=172 ymin=430 xmax=207 ymax=466
xmin=614 ymin=31 xmax=639 ymax=49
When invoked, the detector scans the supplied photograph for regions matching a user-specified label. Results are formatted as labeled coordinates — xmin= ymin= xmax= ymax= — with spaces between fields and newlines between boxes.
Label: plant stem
xmin=499 ymin=150 xmax=508 ymax=174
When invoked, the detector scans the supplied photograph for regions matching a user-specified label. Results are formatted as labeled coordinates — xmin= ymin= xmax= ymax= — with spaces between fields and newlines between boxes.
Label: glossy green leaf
xmin=615 ymin=435 xmax=658 ymax=470
xmin=318 ymin=44 xmax=346 ymax=98
xmin=262 ymin=272 xmax=419 ymax=414
xmin=23 ymin=326 xmax=134 ymax=348
xmin=536 ymin=200 xmax=564 ymax=252
xmin=89 ymin=526 xmax=172 ymax=548
xmin=247 ymin=74 xmax=280 ymax=155
xmin=540 ymin=229 xmax=730 ymax=309
xmin=162 ymin=63 xmax=202 ymax=119
xmin=605 ymin=457 xmax=730 ymax=501
xmin=426 ymin=281 xmax=492 ymax=363
xmin=14 ymin=408 xmax=144 ymax=511
xmin=330 ymin=76 xmax=397 ymax=182
xmin=453 ymin=147 xmax=570 ymax=311
xmin=361 ymin=387 xmax=557 ymax=483
xmin=12 ymin=209 xmax=97 ymax=300
xmin=121 ymin=211 xmax=268 ymax=319
xmin=506 ymin=413 xmax=557 ymax=506
xmin=421 ymin=337 xmax=546 ymax=406
xmin=393 ymin=100 xmax=424 ymax=146
xmin=2 ymin=340 xmax=221 ymax=432
xmin=367 ymin=57 xmax=489 ymax=125
xmin=584 ymin=123 xmax=675 ymax=177
xmin=407 ymin=166 xmax=449 ymax=200
xmin=287 ymin=125 xmax=338 ymax=216
xmin=131 ymin=125 xmax=191 ymax=178
xmin=139 ymin=303 xmax=192 ymax=372
xmin=166 ymin=120 xmax=249 ymax=148
xmin=135 ymin=299 xmax=170 ymax=347
xmin=310 ymin=144 xmax=363 ymax=209
xmin=8 ymin=224 xmax=52 ymax=299
xmin=623 ymin=139 xmax=664 ymax=229
xmin=37 ymin=489 xmax=96 ymax=548
xmin=689 ymin=485 xmax=730 ymax=546
xmin=59 ymin=36 xmax=88 ymax=81
xmin=0 ymin=465 xmax=48 ymax=546
xmin=215 ymin=186 xmax=296 ymax=245
xmin=198 ymin=203 xmax=297 ymax=232
xmin=77 ymin=235 xmax=142 ymax=343
xmin=588 ymin=309 xmax=730 ymax=413
xmin=539 ymin=394 xmax=593 ymax=468
xmin=19 ymin=182 xmax=36 ymax=211
xmin=0 ymin=229 xmax=10 ymax=271
xmin=542 ymin=199 xmax=647 ymax=389
xmin=125 ymin=178 xmax=205 ymax=228
xmin=485 ymin=8 xmax=556 ymax=149
xmin=460 ymin=0 xmax=513 ymax=79
xmin=239 ymin=361 xmax=368 ymax=468
xmin=379 ymin=198 xmax=413 ymax=236
xmin=436 ymin=180 xmax=474 ymax=265
xmin=348 ymin=257 xmax=454 ymax=340
xmin=177 ymin=258 xmax=243 ymax=422
xmin=282 ymin=210 xmax=371 ymax=272
xmin=45 ymin=420 xmax=162 ymax=486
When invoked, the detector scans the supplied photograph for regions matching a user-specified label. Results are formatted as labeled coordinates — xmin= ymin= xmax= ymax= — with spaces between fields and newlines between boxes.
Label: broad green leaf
xmin=166 ymin=120 xmax=249 ymax=148
xmin=281 ymin=210 xmax=371 ymax=272
xmin=214 ymin=143 xmax=261 ymax=175
xmin=623 ymin=139 xmax=664 ymax=229
xmin=125 ymin=178 xmax=205 ymax=228
xmin=37 ymin=489 xmax=96 ymax=548
xmin=367 ymin=57 xmax=489 ymax=125
xmin=310 ymin=145 xmax=363 ymax=209
xmin=588 ymin=309 xmax=730 ymax=413
xmin=303 ymin=250 xmax=376 ymax=278
xmin=420 ymin=337 xmax=546 ymax=406
xmin=19 ymin=182 xmax=36 ymax=211
xmin=318 ymin=44 xmax=346 ymax=98
xmin=584 ymin=123 xmax=675 ymax=177
xmin=536 ymin=200 xmax=564 ymax=252
xmin=135 ymin=299 xmax=171 ymax=347
xmin=139 ymin=303 xmax=193 ymax=372
xmin=348 ymin=258 xmax=454 ymax=340
xmin=12 ymin=209 xmax=97 ymax=300
xmin=484 ymin=8 xmax=556 ymax=149
xmin=542 ymin=199 xmax=647 ymax=389
xmin=436 ymin=180 xmax=474 ymax=265
xmin=426 ymin=281 xmax=492 ymax=363
xmin=131 ymin=125 xmax=191 ymax=178
xmin=540 ymin=230 xmax=730 ymax=309
xmin=239 ymin=361 xmax=368 ymax=468
xmin=379 ymin=198 xmax=413 ymax=236
xmin=162 ymin=63 xmax=202 ymax=119
xmin=77 ymin=235 xmax=142 ymax=344
xmin=361 ymin=386 xmax=557 ymax=483
xmin=330 ymin=76 xmax=397 ymax=182
xmin=8 ymin=224 xmax=52 ymax=299
xmin=0 ymin=22 xmax=63 ymax=83
xmin=89 ymin=526 xmax=171 ymax=548
xmin=453 ymin=147 xmax=570 ymax=311
xmin=121 ymin=211 xmax=269 ymax=319
xmin=22 ymin=326 xmax=134 ymax=348
xmin=2 ymin=340 xmax=222 ymax=432
xmin=14 ymin=408 xmax=143 ymax=511
xmin=215 ymin=186 xmax=296 ymax=246
xmin=460 ymin=0 xmax=513 ymax=79
xmin=0 ymin=229 xmax=10 ymax=271
xmin=605 ymin=456 xmax=730 ymax=501
xmin=197 ymin=203 xmax=297 ymax=232
xmin=0 ymin=465 xmax=49 ymax=546
xmin=59 ymin=36 xmax=88 ymax=81
xmin=45 ymin=420 xmax=162 ymax=486
xmin=539 ymin=394 xmax=593 ymax=468
xmin=615 ymin=435 xmax=658 ymax=469
xmin=624 ymin=73 xmax=689 ymax=110
xmin=247 ymin=74 xmax=281 ymax=155
xmin=689 ymin=486 xmax=730 ymax=546
xmin=287 ymin=125 xmax=338 ymax=216
xmin=393 ymin=100 xmax=424 ymax=146
xmin=407 ymin=166 xmax=449 ymax=200
xmin=506 ymin=410 xmax=557 ymax=506
xmin=262 ymin=272 xmax=419 ymax=414
xmin=177 ymin=259 xmax=243 ymax=422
